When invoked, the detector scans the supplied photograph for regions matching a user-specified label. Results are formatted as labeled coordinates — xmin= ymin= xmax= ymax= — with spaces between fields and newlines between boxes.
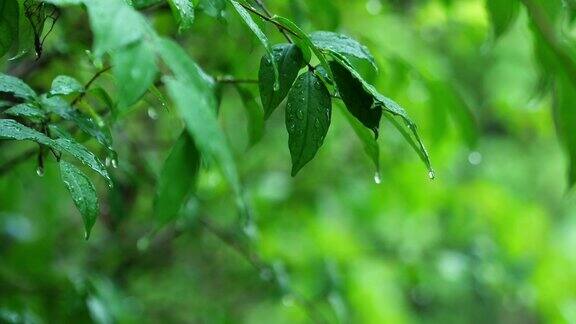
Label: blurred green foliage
xmin=1 ymin=0 xmax=576 ymax=323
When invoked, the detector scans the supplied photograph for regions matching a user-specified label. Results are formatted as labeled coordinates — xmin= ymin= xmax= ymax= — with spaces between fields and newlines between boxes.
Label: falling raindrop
xmin=373 ymin=171 xmax=382 ymax=184
xmin=36 ymin=166 xmax=45 ymax=177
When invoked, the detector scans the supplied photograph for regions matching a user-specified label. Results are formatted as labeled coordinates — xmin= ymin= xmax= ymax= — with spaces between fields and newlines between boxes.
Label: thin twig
xmin=199 ymin=217 xmax=329 ymax=324
xmin=239 ymin=2 xmax=299 ymax=40
xmin=252 ymin=0 xmax=294 ymax=43
xmin=71 ymin=66 xmax=112 ymax=106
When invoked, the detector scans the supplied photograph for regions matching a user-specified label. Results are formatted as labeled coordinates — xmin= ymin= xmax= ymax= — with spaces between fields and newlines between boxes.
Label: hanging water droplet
xmin=105 ymin=157 xmax=111 ymax=167
xmin=373 ymin=171 xmax=382 ymax=184
xmin=36 ymin=166 xmax=45 ymax=177
xmin=428 ymin=171 xmax=436 ymax=180
xmin=282 ymin=295 xmax=295 ymax=307
xmin=111 ymin=159 xmax=118 ymax=169
xmin=468 ymin=151 xmax=482 ymax=165
xmin=147 ymin=108 xmax=158 ymax=120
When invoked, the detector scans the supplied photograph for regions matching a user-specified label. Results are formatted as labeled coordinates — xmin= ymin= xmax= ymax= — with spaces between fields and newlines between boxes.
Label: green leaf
xmin=228 ymin=0 xmax=279 ymax=90
xmin=286 ymin=71 xmax=332 ymax=176
xmin=486 ymin=0 xmax=519 ymax=38
xmin=554 ymin=73 xmax=576 ymax=188
xmin=156 ymin=37 xmax=241 ymax=196
xmin=167 ymin=0 xmax=195 ymax=31
xmin=112 ymin=40 xmax=158 ymax=109
xmin=60 ymin=161 xmax=100 ymax=239
xmin=0 ymin=118 xmax=56 ymax=146
xmin=337 ymin=103 xmax=380 ymax=175
xmin=310 ymin=31 xmax=377 ymax=71
xmin=330 ymin=60 xmax=382 ymax=137
xmin=0 ymin=119 xmax=111 ymax=183
xmin=235 ymin=85 xmax=264 ymax=146
xmin=4 ymin=103 xmax=46 ymax=120
xmin=49 ymin=75 xmax=84 ymax=97
xmin=198 ymin=0 xmax=226 ymax=17
xmin=155 ymin=131 xmax=200 ymax=225
xmin=0 ymin=73 xmax=37 ymax=100
xmin=54 ymin=137 xmax=111 ymax=183
xmin=258 ymin=44 xmax=305 ymax=119
xmin=327 ymin=50 xmax=433 ymax=175
xmin=0 ymin=0 xmax=18 ymax=58
xmin=41 ymin=96 xmax=113 ymax=149
xmin=269 ymin=16 xmax=333 ymax=83
xmin=84 ymin=0 xmax=146 ymax=56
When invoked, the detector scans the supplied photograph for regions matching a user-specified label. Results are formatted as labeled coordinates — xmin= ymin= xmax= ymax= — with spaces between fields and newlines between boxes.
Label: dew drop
xmin=373 ymin=171 xmax=382 ymax=184
xmin=282 ymin=295 xmax=295 ymax=307
xmin=468 ymin=151 xmax=482 ymax=165
xmin=36 ymin=166 xmax=45 ymax=177
xmin=428 ymin=171 xmax=436 ymax=180
xmin=147 ymin=108 xmax=158 ymax=120
xmin=296 ymin=109 xmax=304 ymax=120
xmin=111 ymin=159 xmax=118 ymax=169
xmin=105 ymin=157 xmax=111 ymax=167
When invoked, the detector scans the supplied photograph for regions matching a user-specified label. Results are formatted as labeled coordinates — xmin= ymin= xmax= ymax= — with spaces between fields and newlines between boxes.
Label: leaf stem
xmin=238 ymin=2 xmax=299 ymax=40
xmin=215 ymin=76 xmax=259 ymax=84
xmin=71 ymin=66 xmax=112 ymax=106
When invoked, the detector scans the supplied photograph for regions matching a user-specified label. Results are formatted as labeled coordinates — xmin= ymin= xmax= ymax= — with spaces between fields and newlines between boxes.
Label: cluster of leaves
xmin=485 ymin=0 xmax=576 ymax=187
xmin=0 ymin=0 xmax=433 ymax=238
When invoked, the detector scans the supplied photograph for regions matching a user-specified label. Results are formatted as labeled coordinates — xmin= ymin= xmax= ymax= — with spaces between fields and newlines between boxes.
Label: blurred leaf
xmin=198 ymin=0 xmax=226 ymax=17
xmin=49 ymin=75 xmax=84 ymax=97
xmin=167 ymin=0 xmax=195 ymax=31
xmin=553 ymin=73 xmax=576 ymax=188
xmin=0 ymin=73 xmax=37 ymax=100
xmin=59 ymin=160 xmax=100 ymax=239
xmin=154 ymin=131 xmax=200 ymax=225
xmin=310 ymin=31 xmax=377 ymax=71
xmin=258 ymin=43 xmax=305 ymax=119
xmin=235 ymin=85 xmax=264 ymax=146
xmin=330 ymin=61 xmax=381 ymax=137
xmin=0 ymin=0 xmax=18 ymax=58
xmin=228 ymin=0 xmax=279 ymax=90
xmin=84 ymin=0 xmax=146 ymax=56
xmin=156 ymin=37 xmax=242 ymax=195
xmin=427 ymin=81 xmax=478 ymax=148
xmin=286 ymin=71 xmax=331 ymax=176
xmin=337 ymin=103 xmax=380 ymax=175
xmin=486 ymin=0 xmax=519 ymax=38
xmin=112 ymin=40 xmax=158 ymax=109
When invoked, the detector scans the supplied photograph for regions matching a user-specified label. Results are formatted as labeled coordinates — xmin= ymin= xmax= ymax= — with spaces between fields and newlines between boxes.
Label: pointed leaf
xmin=235 ymin=85 xmax=264 ymax=146
xmin=330 ymin=60 xmax=381 ymax=137
xmin=327 ymin=50 xmax=433 ymax=175
xmin=4 ymin=103 xmax=46 ymax=120
xmin=310 ymin=31 xmax=377 ymax=71
xmin=49 ymin=75 xmax=84 ymax=96
xmin=259 ymin=44 xmax=305 ymax=118
xmin=0 ymin=119 xmax=110 ymax=182
xmin=0 ymin=73 xmax=37 ymax=100
xmin=112 ymin=40 xmax=158 ymax=109
xmin=60 ymin=161 xmax=100 ymax=239
xmin=286 ymin=71 xmax=332 ymax=176
xmin=155 ymin=131 xmax=200 ymax=225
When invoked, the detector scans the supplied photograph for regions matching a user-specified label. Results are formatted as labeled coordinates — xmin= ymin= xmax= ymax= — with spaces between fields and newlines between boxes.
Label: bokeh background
xmin=1 ymin=0 xmax=576 ymax=323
